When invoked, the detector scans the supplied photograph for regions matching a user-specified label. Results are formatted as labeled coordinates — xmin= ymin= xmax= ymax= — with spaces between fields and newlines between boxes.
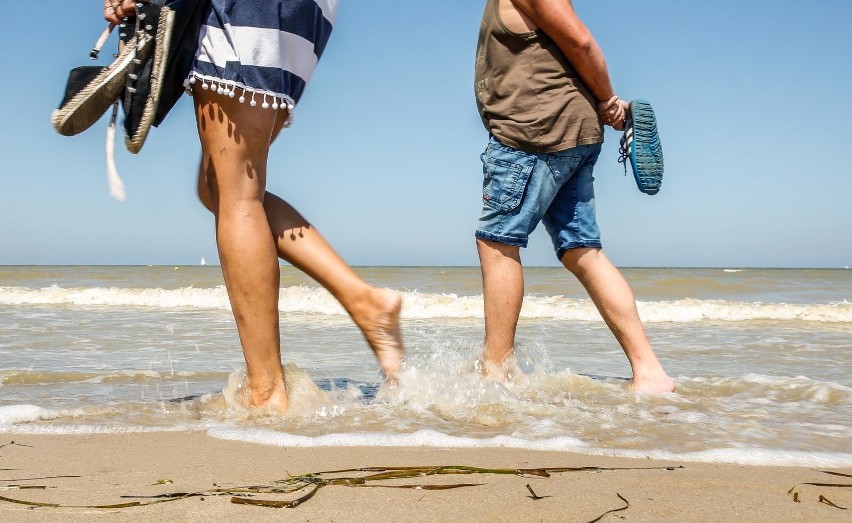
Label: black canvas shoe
xmin=51 ymin=33 xmax=146 ymax=137
xmin=120 ymin=2 xmax=176 ymax=153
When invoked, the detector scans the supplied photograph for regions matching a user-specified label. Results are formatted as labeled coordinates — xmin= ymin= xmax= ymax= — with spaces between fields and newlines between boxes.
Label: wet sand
xmin=0 ymin=432 xmax=849 ymax=522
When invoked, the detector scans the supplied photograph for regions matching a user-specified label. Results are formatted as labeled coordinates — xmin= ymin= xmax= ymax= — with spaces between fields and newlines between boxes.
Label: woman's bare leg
xmin=197 ymin=109 xmax=403 ymax=378
xmin=264 ymin=193 xmax=404 ymax=377
xmin=194 ymin=89 xmax=287 ymax=410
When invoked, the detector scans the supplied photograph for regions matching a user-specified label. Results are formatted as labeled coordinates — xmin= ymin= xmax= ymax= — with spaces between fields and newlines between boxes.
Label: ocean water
xmin=1 ymin=266 xmax=850 ymax=467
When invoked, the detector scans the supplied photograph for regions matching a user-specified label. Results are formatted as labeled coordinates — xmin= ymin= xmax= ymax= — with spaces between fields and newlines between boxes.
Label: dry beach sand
xmin=0 ymin=432 xmax=849 ymax=522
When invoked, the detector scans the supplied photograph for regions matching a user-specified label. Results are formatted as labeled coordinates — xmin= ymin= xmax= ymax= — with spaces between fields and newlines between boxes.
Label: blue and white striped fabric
xmin=186 ymin=0 xmax=338 ymax=114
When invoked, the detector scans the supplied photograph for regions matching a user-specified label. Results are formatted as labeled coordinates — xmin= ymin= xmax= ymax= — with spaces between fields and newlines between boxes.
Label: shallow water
xmin=1 ymin=266 xmax=850 ymax=467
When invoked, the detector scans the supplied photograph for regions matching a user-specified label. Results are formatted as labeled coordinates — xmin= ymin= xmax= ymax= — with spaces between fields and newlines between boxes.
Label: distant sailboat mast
xmin=200 ymin=257 xmax=207 ymax=266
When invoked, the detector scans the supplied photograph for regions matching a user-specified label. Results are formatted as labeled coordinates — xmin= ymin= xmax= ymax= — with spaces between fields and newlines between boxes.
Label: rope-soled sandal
xmin=120 ymin=2 xmax=176 ymax=153
xmin=51 ymin=25 xmax=145 ymax=137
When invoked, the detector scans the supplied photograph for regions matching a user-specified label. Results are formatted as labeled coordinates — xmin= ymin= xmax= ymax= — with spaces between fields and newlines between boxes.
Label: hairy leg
xmin=477 ymin=238 xmax=524 ymax=375
xmin=561 ymin=248 xmax=675 ymax=393
xmin=197 ymin=115 xmax=403 ymax=378
xmin=194 ymin=89 xmax=287 ymax=410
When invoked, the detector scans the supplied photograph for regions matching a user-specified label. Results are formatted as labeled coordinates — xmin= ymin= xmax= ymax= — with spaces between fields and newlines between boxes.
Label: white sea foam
xmin=208 ymin=426 xmax=590 ymax=451
xmin=206 ymin=426 xmax=852 ymax=467
xmin=0 ymin=369 xmax=227 ymax=386
xmin=0 ymin=285 xmax=233 ymax=309
xmin=0 ymin=405 xmax=129 ymax=429
xmin=2 ymin=285 xmax=850 ymax=322
xmin=3 ymin=415 xmax=849 ymax=467
xmin=0 ymin=405 xmax=52 ymax=425
xmin=0 ymin=404 xmax=210 ymax=434
xmin=1 ymin=423 xmax=203 ymax=435
xmin=577 ymin=446 xmax=852 ymax=468
xmin=672 ymin=448 xmax=852 ymax=467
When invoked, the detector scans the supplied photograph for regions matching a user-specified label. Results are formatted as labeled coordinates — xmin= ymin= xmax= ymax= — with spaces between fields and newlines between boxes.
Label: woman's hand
xmin=103 ymin=0 xmax=146 ymax=24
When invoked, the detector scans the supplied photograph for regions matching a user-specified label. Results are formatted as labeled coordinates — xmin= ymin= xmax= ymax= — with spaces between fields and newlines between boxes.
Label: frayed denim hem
xmin=475 ymin=229 xmax=528 ymax=248
xmin=556 ymin=241 xmax=603 ymax=260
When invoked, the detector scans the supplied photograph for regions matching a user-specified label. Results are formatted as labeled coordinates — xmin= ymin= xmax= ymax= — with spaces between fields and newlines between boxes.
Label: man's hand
xmin=598 ymin=96 xmax=628 ymax=131
xmin=103 ymin=0 xmax=145 ymax=24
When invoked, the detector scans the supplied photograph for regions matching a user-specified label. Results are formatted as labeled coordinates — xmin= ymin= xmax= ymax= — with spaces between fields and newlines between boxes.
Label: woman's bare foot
xmin=246 ymin=379 xmax=290 ymax=410
xmin=224 ymin=371 xmax=289 ymax=411
xmin=351 ymin=287 xmax=405 ymax=378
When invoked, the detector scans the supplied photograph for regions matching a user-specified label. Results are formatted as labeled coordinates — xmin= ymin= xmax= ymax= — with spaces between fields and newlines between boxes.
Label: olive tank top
xmin=474 ymin=0 xmax=603 ymax=152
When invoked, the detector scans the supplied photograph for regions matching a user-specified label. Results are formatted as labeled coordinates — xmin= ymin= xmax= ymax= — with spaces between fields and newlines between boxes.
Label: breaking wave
xmin=1 ymin=285 xmax=850 ymax=323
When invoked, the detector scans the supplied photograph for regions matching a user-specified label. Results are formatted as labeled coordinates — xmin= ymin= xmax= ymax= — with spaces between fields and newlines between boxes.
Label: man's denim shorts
xmin=475 ymin=136 xmax=603 ymax=260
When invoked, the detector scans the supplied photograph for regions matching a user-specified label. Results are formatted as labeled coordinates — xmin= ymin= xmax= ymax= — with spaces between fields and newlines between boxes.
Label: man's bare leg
xmin=477 ymin=238 xmax=524 ymax=375
xmin=561 ymin=248 xmax=675 ymax=393
xmin=194 ymin=90 xmax=288 ymax=410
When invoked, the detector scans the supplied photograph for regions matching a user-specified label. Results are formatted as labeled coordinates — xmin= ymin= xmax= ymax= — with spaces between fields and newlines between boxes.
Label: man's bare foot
xmin=479 ymin=357 xmax=514 ymax=381
xmin=352 ymin=287 xmax=405 ymax=378
xmin=631 ymin=372 xmax=676 ymax=394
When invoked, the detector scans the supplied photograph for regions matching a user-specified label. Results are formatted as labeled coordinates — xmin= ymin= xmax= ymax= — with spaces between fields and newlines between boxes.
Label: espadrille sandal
xmin=119 ymin=2 xmax=176 ymax=153
xmin=618 ymin=99 xmax=664 ymax=195
xmin=51 ymin=24 xmax=148 ymax=137
xmin=52 ymin=2 xmax=175 ymax=152
xmin=53 ymin=0 xmax=203 ymax=199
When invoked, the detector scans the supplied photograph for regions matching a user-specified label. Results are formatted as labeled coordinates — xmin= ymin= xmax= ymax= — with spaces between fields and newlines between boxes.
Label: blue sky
xmin=1 ymin=1 xmax=850 ymax=268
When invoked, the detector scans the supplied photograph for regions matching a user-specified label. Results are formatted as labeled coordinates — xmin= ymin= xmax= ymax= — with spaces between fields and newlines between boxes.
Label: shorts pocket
xmin=482 ymin=147 xmax=536 ymax=212
xmin=545 ymin=154 xmax=583 ymax=183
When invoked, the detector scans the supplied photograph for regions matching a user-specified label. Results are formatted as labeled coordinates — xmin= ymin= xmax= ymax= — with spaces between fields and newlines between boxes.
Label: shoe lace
xmin=617 ymin=133 xmax=629 ymax=176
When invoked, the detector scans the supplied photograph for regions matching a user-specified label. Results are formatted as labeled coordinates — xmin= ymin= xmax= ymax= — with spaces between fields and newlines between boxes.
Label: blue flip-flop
xmin=618 ymin=100 xmax=664 ymax=195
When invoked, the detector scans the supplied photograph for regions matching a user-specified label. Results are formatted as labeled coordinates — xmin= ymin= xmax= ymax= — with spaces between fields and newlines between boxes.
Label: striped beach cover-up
xmin=185 ymin=0 xmax=338 ymax=119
